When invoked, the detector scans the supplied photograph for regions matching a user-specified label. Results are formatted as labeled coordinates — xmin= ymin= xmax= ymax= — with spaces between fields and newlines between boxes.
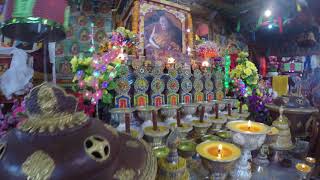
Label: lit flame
xmin=202 ymin=60 xmax=209 ymax=67
xmin=217 ymin=144 xmax=223 ymax=159
xmin=167 ymin=57 xmax=175 ymax=64
xmin=248 ymin=120 xmax=252 ymax=130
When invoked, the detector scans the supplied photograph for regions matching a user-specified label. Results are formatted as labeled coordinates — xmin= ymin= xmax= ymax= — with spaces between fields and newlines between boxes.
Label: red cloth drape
xmin=230 ymin=53 xmax=238 ymax=70
xmin=259 ymin=56 xmax=267 ymax=77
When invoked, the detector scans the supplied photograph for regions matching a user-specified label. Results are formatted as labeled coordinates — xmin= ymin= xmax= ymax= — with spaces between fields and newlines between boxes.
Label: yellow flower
xmin=244 ymin=68 xmax=252 ymax=76
xmin=70 ymin=56 xmax=78 ymax=72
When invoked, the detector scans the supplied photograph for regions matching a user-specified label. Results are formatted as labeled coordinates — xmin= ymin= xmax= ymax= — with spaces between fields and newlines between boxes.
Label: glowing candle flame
xmin=168 ymin=57 xmax=175 ymax=64
xmin=248 ymin=120 xmax=252 ymax=130
xmin=202 ymin=60 xmax=209 ymax=67
xmin=217 ymin=144 xmax=223 ymax=159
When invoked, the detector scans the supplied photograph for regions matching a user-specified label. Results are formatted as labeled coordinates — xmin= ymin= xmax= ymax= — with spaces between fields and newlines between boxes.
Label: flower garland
xmin=230 ymin=51 xmax=259 ymax=96
xmin=71 ymin=27 xmax=137 ymax=105
xmin=196 ymin=41 xmax=219 ymax=59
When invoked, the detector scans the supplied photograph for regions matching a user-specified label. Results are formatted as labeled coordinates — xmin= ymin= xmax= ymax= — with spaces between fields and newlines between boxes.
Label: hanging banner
xmin=236 ymin=20 xmax=241 ymax=33
xmin=278 ymin=16 xmax=283 ymax=33
xmin=12 ymin=0 xmax=36 ymax=18
xmin=64 ymin=6 xmax=70 ymax=30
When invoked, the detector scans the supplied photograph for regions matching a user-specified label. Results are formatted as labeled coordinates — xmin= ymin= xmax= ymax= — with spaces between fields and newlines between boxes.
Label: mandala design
xmin=134 ymin=66 xmax=149 ymax=77
xmin=115 ymin=78 xmax=130 ymax=94
xmin=167 ymin=78 xmax=180 ymax=93
xmin=204 ymin=72 xmax=212 ymax=79
xmin=205 ymin=79 xmax=214 ymax=91
xmin=180 ymin=68 xmax=192 ymax=78
xmin=168 ymin=69 xmax=178 ymax=78
xmin=151 ymin=78 xmax=165 ymax=93
xmin=193 ymin=79 xmax=204 ymax=92
xmin=181 ymin=79 xmax=192 ymax=93
xmin=151 ymin=67 xmax=163 ymax=77
xmin=118 ymin=65 xmax=129 ymax=78
xmin=215 ymin=80 xmax=223 ymax=90
xmin=132 ymin=60 xmax=142 ymax=70
xmin=193 ymin=69 xmax=202 ymax=79
xmin=134 ymin=78 xmax=149 ymax=93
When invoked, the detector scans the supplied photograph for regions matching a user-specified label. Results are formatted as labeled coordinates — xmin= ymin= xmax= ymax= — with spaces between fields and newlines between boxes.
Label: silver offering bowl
xmin=143 ymin=125 xmax=170 ymax=148
xmin=197 ymin=101 xmax=214 ymax=117
xmin=197 ymin=141 xmax=241 ymax=180
xmin=180 ymin=103 xmax=199 ymax=122
xmin=223 ymin=98 xmax=237 ymax=108
xmin=210 ymin=100 xmax=225 ymax=111
xmin=160 ymin=104 xmax=180 ymax=123
xmin=136 ymin=106 xmax=155 ymax=122
xmin=227 ymin=120 xmax=270 ymax=180
xmin=109 ymin=108 xmax=134 ymax=125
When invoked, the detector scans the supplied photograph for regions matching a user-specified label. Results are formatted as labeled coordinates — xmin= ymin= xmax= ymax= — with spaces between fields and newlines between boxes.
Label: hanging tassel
xmin=304 ymin=55 xmax=311 ymax=71
xmin=278 ymin=16 xmax=283 ymax=33
xmin=256 ymin=15 xmax=263 ymax=29
xmin=236 ymin=20 xmax=241 ymax=33
xmin=297 ymin=2 xmax=302 ymax=12
xmin=252 ymin=31 xmax=256 ymax=41
xmin=64 ymin=6 xmax=71 ymax=30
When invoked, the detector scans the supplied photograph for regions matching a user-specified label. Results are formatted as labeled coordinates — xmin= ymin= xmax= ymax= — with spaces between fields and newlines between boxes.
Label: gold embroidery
xmin=114 ymin=168 xmax=136 ymax=180
xmin=19 ymin=83 xmax=88 ymax=133
xmin=22 ymin=150 xmax=55 ymax=180
xmin=84 ymin=135 xmax=110 ymax=162
xmin=19 ymin=112 xmax=88 ymax=133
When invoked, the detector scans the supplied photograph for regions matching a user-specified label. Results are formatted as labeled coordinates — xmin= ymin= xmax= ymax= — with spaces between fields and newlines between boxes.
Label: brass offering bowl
xmin=177 ymin=140 xmax=197 ymax=159
xmin=136 ymin=106 xmax=155 ymax=122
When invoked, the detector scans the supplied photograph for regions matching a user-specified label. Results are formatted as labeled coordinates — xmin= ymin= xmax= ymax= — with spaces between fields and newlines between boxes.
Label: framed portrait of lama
xmin=138 ymin=1 xmax=192 ymax=55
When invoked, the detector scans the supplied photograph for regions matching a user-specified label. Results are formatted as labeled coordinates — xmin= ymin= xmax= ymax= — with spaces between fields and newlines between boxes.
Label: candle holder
xmin=143 ymin=125 xmax=170 ymax=148
xmin=208 ymin=114 xmax=227 ymax=132
xmin=109 ymin=108 xmax=134 ymax=126
xmin=197 ymin=141 xmax=241 ymax=180
xmin=157 ymin=129 xmax=190 ymax=180
xmin=161 ymin=104 xmax=180 ymax=123
xmin=197 ymin=101 xmax=214 ymax=118
xmin=227 ymin=120 xmax=270 ymax=180
xmin=180 ymin=103 xmax=199 ymax=122
xmin=210 ymin=100 xmax=225 ymax=111
xmin=296 ymin=163 xmax=311 ymax=180
xmin=136 ymin=106 xmax=155 ymax=122
xmin=178 ymin=140 xmax=197 ymax=159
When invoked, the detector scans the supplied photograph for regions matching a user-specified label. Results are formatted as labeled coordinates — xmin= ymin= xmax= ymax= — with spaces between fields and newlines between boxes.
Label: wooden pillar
xmin=131 ymin=0 xmax=140 ymax=34
xmin=187 ymin=13 xmax=193 ymax=51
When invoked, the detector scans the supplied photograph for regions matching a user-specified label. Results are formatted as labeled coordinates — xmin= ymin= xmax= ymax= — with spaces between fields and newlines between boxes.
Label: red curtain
xmin=230 ymin=53 xmax=238 ymax=70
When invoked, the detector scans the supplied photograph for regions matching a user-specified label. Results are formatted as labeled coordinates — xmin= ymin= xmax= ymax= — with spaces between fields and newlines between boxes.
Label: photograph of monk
xmin=144 ymin=10 xmax=182 ymax=52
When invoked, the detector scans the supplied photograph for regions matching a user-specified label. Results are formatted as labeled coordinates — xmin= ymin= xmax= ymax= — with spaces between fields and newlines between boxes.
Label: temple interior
xmin=0 ymin=0 xmax=320 ymax=180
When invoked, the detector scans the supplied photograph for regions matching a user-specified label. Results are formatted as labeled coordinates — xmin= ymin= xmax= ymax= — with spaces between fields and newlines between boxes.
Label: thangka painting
xmin=56 ymin=1 xmax=112 ymax=80
xmin=144 ymin=10 xmax=182 ymax=52
xmin=138 ymin=1 xmax=192 ymax=63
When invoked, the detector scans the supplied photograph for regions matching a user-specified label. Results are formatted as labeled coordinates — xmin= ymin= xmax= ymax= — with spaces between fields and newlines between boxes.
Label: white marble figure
xmin=0 ymin=47 xmax=34 ymax=99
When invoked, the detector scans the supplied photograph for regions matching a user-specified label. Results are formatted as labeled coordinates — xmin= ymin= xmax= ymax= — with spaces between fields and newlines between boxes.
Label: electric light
xmin=268 ymin=24 xmax=273 ymax=29
xmin=264 ymin=9 xmax=272 ymax=17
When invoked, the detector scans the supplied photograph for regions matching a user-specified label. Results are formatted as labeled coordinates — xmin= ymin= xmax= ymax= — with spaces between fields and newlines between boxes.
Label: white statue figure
xmin=0 ymin=47 xmax=34 ymax=99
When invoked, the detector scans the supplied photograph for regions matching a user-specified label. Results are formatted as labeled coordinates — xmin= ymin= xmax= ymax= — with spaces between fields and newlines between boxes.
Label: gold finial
xmin=279 ymin=106 xmax=284 ymax=122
